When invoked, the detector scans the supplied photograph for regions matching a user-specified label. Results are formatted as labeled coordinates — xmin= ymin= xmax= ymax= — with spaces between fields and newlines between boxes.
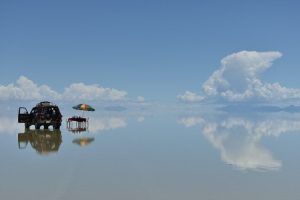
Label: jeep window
xmin=30 ymin=108 xmax=37 ymax=114
xmin=19 ymin=107 xmax=28 ymax=114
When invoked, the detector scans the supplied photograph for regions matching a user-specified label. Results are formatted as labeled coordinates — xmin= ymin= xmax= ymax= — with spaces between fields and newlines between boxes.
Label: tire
xmin=54 ymin=123 xmax=61 ymax=130
xmin=25 ymin=123 xmax=30 ymax=129
xmin=44 ymin=125 xmax=49 ymax=129
xmin=35 ymin=124 xmax=41 ymax=130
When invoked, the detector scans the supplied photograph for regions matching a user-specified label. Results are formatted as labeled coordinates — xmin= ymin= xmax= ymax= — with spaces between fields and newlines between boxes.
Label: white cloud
xmin=137 ymin=96 xmax=145 ymax=102
xmin=137 ymin=116 xmax=145 ymax=122
xmin=201 ymin=118 xmax=282 ymax=171
xmin=0 ymin=117 xmax=23 ymax=134
xmin=0 ymin=76 xmax=61 ymax=101
xmin=63 ymin=83 xmax=127 ymax=101
xmin=177 ymin=91 xmax=204 ymax=102
xmin=179 ymin=114 xmax=300 ymax=171
xmin=88 ymin=117 xmax=127 ymax=133
xmin=0 ymin=76 xmax=127 ymax=101
xmin=177 ymin=117 xmax=204 ymax=127
xmin=202 ymin=50 xmax=300 ymax=102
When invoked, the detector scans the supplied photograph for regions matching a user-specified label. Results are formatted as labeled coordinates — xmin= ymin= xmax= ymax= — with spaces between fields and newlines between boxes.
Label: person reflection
xmin=18 ymin=129 xmax=62 ymax=155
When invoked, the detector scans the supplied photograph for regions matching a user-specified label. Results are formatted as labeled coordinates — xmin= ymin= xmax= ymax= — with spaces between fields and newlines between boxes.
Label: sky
xmin=1 ymin=0 xmax=300 ymax=102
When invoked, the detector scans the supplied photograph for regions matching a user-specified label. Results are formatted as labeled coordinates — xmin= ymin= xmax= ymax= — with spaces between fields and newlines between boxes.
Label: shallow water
xmin=1 ymin=105 xmax=300 ymax=200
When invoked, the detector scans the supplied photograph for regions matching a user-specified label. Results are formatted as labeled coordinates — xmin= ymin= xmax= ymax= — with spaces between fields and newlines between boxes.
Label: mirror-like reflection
xmin=178 ymin=112 xmax=300 ymax=171
xmin=1 ymin=105 xmax=300 ymax=200
xmin=67 ymin=127 xmax=88 ymax=133
xmin=11 ymin=115 xmax=130 ymax=156
xmin=0 ymin=117 xmax=23 ymax=134
xmin=72 ymin=137 xmax=95 ymax=147
xmin=65 ymin=117 xmax=128 ymax=134
xmin=88 ymin=117 xmax=127 ymax=133
xmin=66 ymin=116 xmax=89 ymax=133
xmin=18 ymin=129 xmax=62 ymax=155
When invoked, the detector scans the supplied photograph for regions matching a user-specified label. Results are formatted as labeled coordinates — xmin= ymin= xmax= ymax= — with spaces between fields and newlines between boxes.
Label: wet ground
xmin=1 ymin=104 xmax=300 ymax=200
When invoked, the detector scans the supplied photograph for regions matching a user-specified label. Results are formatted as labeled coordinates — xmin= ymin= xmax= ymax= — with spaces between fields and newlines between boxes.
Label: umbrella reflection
xmin=18 ymin=129 xmax=62 ymax=155
xmin=72 ymin=137 xmax=95 ymax=147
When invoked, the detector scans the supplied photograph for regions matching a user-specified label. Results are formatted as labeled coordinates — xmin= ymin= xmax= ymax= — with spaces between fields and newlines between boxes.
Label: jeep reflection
xmin=18 ymin=101 xmax=62 ymax=129
xmin=18 ymin=129 xmax=62 ymax=155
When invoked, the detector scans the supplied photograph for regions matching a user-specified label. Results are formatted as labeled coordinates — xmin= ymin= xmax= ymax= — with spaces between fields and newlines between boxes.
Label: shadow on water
xmin=18 ymin=129 xmax=62 ymax=155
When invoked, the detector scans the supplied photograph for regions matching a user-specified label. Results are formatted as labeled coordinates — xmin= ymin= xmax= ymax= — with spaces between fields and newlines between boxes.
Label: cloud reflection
xmin=177 ymin=117 xmax=204 ymax=127
xmin=178 ymin=113 xmax=300 ymax=171
xmin=88 ymin=117 xmax=127 ymax=133
xmin=0 ymin=117 xmax=23 ymax=134
xmin=137 ymin=116 xmax=145 ymax=122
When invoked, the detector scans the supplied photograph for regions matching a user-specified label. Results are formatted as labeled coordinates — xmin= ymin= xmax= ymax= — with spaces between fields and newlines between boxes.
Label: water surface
xmin=0 ymin=105 xmax=300 ymax=200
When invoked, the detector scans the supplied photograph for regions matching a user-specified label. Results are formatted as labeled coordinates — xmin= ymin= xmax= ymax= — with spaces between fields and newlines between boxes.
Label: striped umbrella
xmin=72 ymin=104 xmax=95 ymax=111
xmin=72 ymin=104 xmax=95 ymax=117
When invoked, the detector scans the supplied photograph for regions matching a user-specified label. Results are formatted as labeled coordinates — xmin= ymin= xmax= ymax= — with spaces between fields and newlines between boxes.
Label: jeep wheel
xmin=54 ymin=123 xmax=61 ymax=130
xmin=25 ymin=123 xmax=30 ymax=129
xmin=35 ymin=124 xmax=41 ymax=130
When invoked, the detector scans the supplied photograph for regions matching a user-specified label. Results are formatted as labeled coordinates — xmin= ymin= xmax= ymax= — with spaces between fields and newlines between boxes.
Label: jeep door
xmin=18 ymin=107 xmax=29 ymax=123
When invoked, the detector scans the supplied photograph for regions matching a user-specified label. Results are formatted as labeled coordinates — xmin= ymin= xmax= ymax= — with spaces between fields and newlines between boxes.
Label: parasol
xmin=72 ymin=104 xmax=95 ymax=111
xmin=72 ymin=103 xmax=95 ymax=117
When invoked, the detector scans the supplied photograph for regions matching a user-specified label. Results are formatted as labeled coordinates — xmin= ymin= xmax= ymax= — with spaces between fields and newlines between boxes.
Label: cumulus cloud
xmin=0 ymin=76 xmax=127 ymax=101
xmin=63 ymin=83 xmax=127 ymax=101
xmin=0 ymin=117 xmax=23 ymax=134
xmin=177 ymin=91 xmax=204 ymax=102
xmin=201 ymin=118 xmax=281 ymax=171
xmin=137 ymin=116 xmax=145 ymax=122
xmin=137 ymin=96 xmax=145 ymax=102
xmin=178 ymin=114 xmax=300 ymax=171
xmin=201 ymin=50 xmax=300 ymax=102
xmin=88 ymin=117 xmax=127 ymax=133
xmin=0 ymin=76 xmax=61 ymax=101
xmin=177 ymin=117 xmax=204 ymax=127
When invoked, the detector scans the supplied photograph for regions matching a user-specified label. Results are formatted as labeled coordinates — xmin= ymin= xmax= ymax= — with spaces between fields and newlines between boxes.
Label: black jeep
xmin=18 ymin=101 xmax=62 ymax=129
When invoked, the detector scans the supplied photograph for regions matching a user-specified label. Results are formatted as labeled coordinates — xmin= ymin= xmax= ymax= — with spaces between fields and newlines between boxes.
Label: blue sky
xmin=1 ymin=0 xmax=300 ymax=102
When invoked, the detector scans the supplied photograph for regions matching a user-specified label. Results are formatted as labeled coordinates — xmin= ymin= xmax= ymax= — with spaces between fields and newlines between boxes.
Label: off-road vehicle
xmin=18 ymin=101 xmax=62 ymax=129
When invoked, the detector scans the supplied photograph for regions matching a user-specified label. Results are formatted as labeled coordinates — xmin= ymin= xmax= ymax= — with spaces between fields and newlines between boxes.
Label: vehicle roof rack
xmin=36 ymin=101 xmax=57 ymax=107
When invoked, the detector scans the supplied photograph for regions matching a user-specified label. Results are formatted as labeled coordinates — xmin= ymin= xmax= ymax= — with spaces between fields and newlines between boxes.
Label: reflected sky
xmin=178 ymin=112 xmax=300 ymax=171
xmin=0 ymin=116 xmax=23 ymax=134
xmin=88 ymin=117 xmax=127 ymax=133
xmin=1 ymin=104 xmax=300 ymax=200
